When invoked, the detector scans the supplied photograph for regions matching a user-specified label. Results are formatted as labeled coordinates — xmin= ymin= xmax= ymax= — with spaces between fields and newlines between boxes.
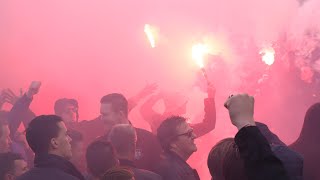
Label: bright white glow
xmin=144 ymin=24 xmax=156 ymax=48
xmin=192 ymin=43 xmax=210 ymax=68
xmin=259 ymin=46 xmax=275 ymax=66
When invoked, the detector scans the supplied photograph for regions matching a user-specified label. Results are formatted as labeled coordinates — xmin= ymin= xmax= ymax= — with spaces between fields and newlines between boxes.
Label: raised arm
xmin=191 ymin=83 xmax=216 ymax=137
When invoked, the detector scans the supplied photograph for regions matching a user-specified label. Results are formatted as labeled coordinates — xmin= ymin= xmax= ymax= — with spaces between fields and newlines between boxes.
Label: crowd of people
xmin=0 ymin=80 xmax=319 ymax=180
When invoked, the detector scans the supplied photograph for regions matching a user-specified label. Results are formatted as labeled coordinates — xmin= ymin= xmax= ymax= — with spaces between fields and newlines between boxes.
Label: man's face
xmin=172 ymin=121 xmax=197 ymax=156
xmin=100 ymin=103 xmax=127 ymax=132
xmin=13 ymin=159 xmax=28 ymax=177
xmin=53 ymin=122 xmax=72 ymax=159
xmin=0 ymin=125 xmax=11 ymax=153
xmin=60 ymin=105 xmax=77 ymax=123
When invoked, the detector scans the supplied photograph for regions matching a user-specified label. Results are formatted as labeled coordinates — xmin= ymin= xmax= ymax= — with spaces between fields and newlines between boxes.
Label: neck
xmin=48 ymin=151 xmax=68 ymax=160
xmin=170 ymin=148 xmax=191 ymax=161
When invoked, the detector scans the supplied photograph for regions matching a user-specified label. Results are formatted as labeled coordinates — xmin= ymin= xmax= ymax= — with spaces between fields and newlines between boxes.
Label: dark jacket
xmin=98 ymin=127 xmax=162 ymax=172
xmin=155 ymin=151 xmax=200 ymax=180
xmin=235 ymin=126 xmax=289 ymax=180
xmin=17 ymin=154 xmax=85 ymax=180
xmin=289 ymin=103 xmax=320 ymax=180
xmin=119 ymin=159 xmax=162 ymax=180
xmin=256 ymin=122 xmax=303 ymax=180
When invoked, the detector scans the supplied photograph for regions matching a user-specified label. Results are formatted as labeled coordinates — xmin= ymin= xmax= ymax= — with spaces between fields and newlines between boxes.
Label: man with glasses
xmin=156 ymin=115 xmax=199 ymax=180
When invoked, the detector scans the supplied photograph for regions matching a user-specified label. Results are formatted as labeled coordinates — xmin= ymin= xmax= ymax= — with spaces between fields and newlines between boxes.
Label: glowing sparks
xmin=259 ymin=46 xmax=275 ymax=66
xmin=192 ymin=43 xmax=210 ymax=68
xmin=144 ymin=24 xmax=156 ymax=48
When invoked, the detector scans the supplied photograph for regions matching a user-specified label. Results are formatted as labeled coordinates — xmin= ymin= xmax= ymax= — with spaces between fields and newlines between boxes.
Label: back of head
xmin=102 ymin=167 xmax=134 ymax=180
xmin=157 ymin=115 xmax=186 ymax=152
xmin=26 ymin=115 xmax=62 ymax=154
xmin=0 ymin=152 xmax=24 ymax=179
xmin=86 ymin=140 xmax=118 ymax=178
xmin=100 ymin=93 xmax=128 ymax=117
xmin=108 ymin=124 xmax=137 ymax=159
xmin=298 ymin=102 xmax=320 ymax=143
xmin=208 ymin=138 xmax=246 ymax=180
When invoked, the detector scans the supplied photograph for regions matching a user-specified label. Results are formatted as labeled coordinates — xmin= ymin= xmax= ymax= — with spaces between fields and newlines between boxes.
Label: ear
xmin=170 ymin=142 xmax=177 ymax=150
xmin=50 ymin=138 xmax=59 ymax=149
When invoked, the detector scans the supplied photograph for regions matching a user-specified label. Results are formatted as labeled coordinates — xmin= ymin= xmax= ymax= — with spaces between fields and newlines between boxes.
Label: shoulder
xmin=17 ymin=168 xmax=79 ymax=180
xmin=134 ymin=168 xmax=163 ymax=180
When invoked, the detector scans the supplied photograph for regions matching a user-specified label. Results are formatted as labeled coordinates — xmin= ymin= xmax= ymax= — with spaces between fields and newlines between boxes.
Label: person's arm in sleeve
xmin=191 ymin=83 xmax=216 ymax=137
xmin=8 ymin=82 xmax=41 ymax=138
xmin=235 ymin=126 xmax=289 ymax=180
xmin=224 ymin=94 xmax=289 ymax=180
xmin=128 ymin=83 xmax=158 ymax=112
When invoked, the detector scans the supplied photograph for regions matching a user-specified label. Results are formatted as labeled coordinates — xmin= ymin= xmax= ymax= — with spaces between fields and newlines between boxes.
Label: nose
xmin=191 ymin=132 xmax=197 ymax=140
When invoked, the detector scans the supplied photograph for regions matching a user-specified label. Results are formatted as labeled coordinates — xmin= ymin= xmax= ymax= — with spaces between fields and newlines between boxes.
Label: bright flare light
xmin=144 ymin=24 xmax=156 ymax=48
xmin=259 ymin=46 xmax=275 ymax=66
xmin=192 ymin=43 xmax=210 ymax=68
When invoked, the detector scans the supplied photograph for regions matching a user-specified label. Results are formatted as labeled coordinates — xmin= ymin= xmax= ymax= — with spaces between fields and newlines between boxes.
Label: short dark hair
xmin=54 ymin=98 xmax=78 ymax=116
xmin=100 ymin=93 xmax=128 ymax=117
xmin=0 ymin=152 xmax=24 ymax=179
xmin=207 ymin=138 xmax=246 ymax=180
xmin=157 ymin=115 xmax=186 ymax=151
xmin=108 ymin=124 xmax=136 ymax=156
xmin=68 ymin=129 xmax=83 ymax=147
xmin=102 ymin=167 xmax=134 ymax=180
xmin=26 ymin=115 xmax=63 ymax=154
xmin=86 ymin=140 xmax=118 ymax=178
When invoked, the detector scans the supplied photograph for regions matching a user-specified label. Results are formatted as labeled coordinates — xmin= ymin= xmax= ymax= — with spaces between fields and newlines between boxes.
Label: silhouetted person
xmin=109 ymin=124 xmax=162 ymax=180
xmin=85 ymin=140 xmax=119 ymax=180
xmin=289 ymin=103 xmax=320 ymax=180
xmin=17 ymin=115 xmax=85 ymax=180
xmin=256 ymin=122 xmax=303 ymax=180
xmin=0 ymin=152 xmax=28 ymax=180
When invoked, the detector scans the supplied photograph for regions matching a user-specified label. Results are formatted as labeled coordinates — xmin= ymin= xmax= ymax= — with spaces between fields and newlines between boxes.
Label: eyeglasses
xmin=175 ymin=130 xmax=194 ymax=138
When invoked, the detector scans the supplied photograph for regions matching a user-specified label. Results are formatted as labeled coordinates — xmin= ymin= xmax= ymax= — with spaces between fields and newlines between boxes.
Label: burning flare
xmin=259 ymin=46 xmax=275 ymax=66
xmin=192 ymin=43 xmax=210 ymax=68
xmin=144 ymin=24 xmax=156 ymax=48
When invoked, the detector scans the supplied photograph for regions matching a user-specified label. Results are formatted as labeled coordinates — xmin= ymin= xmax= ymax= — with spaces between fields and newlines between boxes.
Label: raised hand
xmin=224 ymin=93 xmax=255 ymax=130
xmin=26 ymin=81 xmax=42 ymax=98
